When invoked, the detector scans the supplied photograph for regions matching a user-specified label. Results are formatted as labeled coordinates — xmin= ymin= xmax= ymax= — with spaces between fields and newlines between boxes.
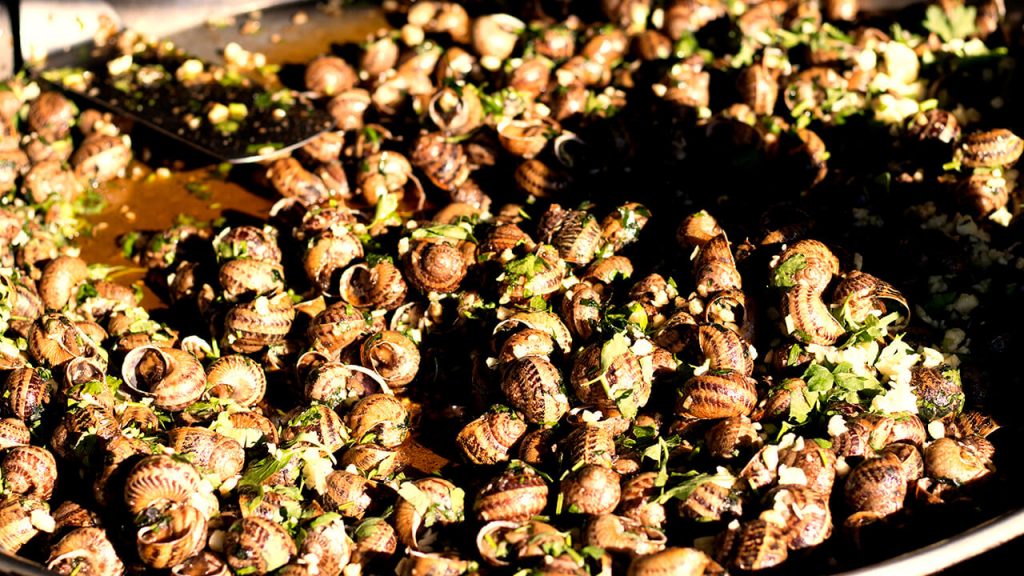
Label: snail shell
xmin=360 ymin=331 xmax=420 ymax=390
xmin=539 ymin=207 xmax=602 ymax=266
xmin=123 ymin=455 xmax=201 ymax=516
xmin=960 ymin=128 xmax=1024 ymax=168
xmin=0 ymin=418 xmax=31 ymax=449
xmin=305 ymin=362 xmax=384 ymax=408
xmin=514 ymin=158 xmax=572 ymax=199
xmin=267 ymin=157 xmax=329 ymax=206
xmin=456 ymin=409 xmax=528 ymax=465
xmin=304 ymin=231 xmax=364 ymax=295
xmin=759 ymin=485 xmax=831 ymax=550
xmin=50 ymin=501 xmax=102 ymax=540
xmin=0 ymin=497 xmax=53 ymax=554
xmin=679 ymin=480 xmax=742 ymax=522
xmin=207 ymin=354 xmax=267 ymax=407
xmin=227 ymin=410 xmax=279 ymax=446
xmin=39 ymin=255 xmax=89 ymax=311
xmin=782 ymin=284 xmax=845 ymax=345
xmin=395 ymin=477 xmax=464 ymax=549
xmin=562 ymin=464 xmax=621 ymax=515
xmin=910 ymin=366 xmax=964 ymax=421
xmin=619 ymin=472 xmax=666 ymax=529
xmin=715 ymin=519 xmax=788 ymax=571
xmin=71 ymin=134 xmax=131 ymax=183
xmin=410 ymin=132 xmax=470 ymax=192
xmin=585 ymin=514 xmax=667 ymax=557
xmin=501 ymin=355 xmax=570 ymax=425
xmin=305 ymin=56 xmax=357 ymax=96
xmin=121 ymin=346 xmax=205 ymax=412
xmin=223 ymin=293 xmax=296 ymax=354
xmin=340 ymin=442 xmax=401 ymax=480
xmin=832 ymin=270 xmax=909 ymax=329
xmin=47 ymin=527 xmax=124 ymax=576
xmin=403 ymin=239 xmax=468 ymax=294
xmin=564 ymin=424 xmax=617 ymax=469
xmin=136 ymin=504 xmax=208 ymax=569
xmin=924 ymin=437 xmax=993 ymax=485
xmin=471 ymin=13 xmax=525 ymax=62
xmin=29 ymin=313 xmax=100 ymax=368
xmin=677 ymin=372 xmax=758 ymax=420
xmin=599 ymin=202 xmax=650 ymax=255
xmin=281 ymin=404 xmax=349 ymax=453
xmin=308 ymin=301 xmax=382 ymax=355
xmin=218 ymin=258 xmax=285 ymax=302
xmin=214 ymin=226 xmax=282 ymax=264
xmin=339 ymin=261 xmax=408 ymax=311
xmin=171 ymin=551 xmax=228 ymax=576
xmin=561 ymin=283 xmax=602 ymax=342
xmin=775 ymin=239 xmax=839 ymax=293
xmin=844 ymin=452 xmax=907 ymax=516
xmin=322 ymin=470 xmax=374 ymax=519
xmin=474 ymin=467 xmax=549 ymax=523
xmin=698 ymin=324 xmax=754 ymax=376
xmin=583 ymin=256 xmax=634 ymax=285
xmin=1 ymin=445 xmax=57 ymax=500
xmin=497 ymin=328 xmax=556 ymax=364
xmin=225 ymin=517 xmax=297 ymax=575
xmin=167 ymin=427 xmax=245 ymax=485
xmin=29 ymin=92 xmax=75 ymax=141
xmin=497 ymin=118 xmax=554 ymax=160
xmin=2 ymin=366 xmax=52 ymax=422
xmin=299 ymin=513 xmax=350 ymax=576
xmin=347 ymin=393 xmax=408 ymax=448
xmin=694 ymin=234 xmax=741 ymax=298
xmin=704 ymin=416 xmax=761 ymax=460
xmin=499 ymin=244 xmax=566 ymax=303
xmin=627 ymin=547 xmax=714 ymax=576
xmin=328 ymin=89 xmax=371 ymax=131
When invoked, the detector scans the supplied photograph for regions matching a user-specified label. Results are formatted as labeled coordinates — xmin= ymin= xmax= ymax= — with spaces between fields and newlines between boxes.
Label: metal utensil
xmin=5 ymin=0 xmax=334 ymax=163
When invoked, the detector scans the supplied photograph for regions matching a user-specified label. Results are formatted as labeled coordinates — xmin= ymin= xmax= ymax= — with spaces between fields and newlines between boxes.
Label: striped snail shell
xmin=474 ymin=466 xmax=549 ymax=523
xmin=395 ymin=477 xmax=464 ymax=549
xmin=339 ymin=261 xmax=408 ymax=311
xmin=2 ymin=366 xmax=52 ymax=422
xmin=0 ymin=418 xmax=30 ymax=449
xmin=136 ymin=504 xmax=208 ymax=569
xmin=715 ymin=519 xmax=789 ymax=571
xmin=0 ymin=445 xmax=58 ymax=500
xmin=224 ymin=517 xmax=297 ymax=575
xmin=167 ymin=427 xmax=245 ymax=485
xmin=0 ymin=497 xmax=53 ymax=554
xmin=298 ymin=512 xmax=350 ymax=576
xmin=346 ymin=393 xmax=408 ymax=448
xmin=561 ymin=464 xmax=621 ymax=515
xmin=38 ymin=256 xmax=89 ymax=311
xmin=123 ymin=455 xmax=202 ymax=516
xmin=47 ymin=527 xmax=124 ymax=576
xmin=585 ymin=514 xmax=667 ymax=557
xmin=223 ymin=293 xmax=296 ymax=354
xmin=121 ymin=346 xmax=206 ymax=412
xmin=455 ymin=409 xmax=528 ymax=465
xmin=206 ymin=354 xmax=267 ymax=407
xmin=360 ymin=330 xmax=420 ymax=391
xmin=627 ymin=547 xmax=716 ymax=576
xmin=170 ymin=551 xmax=229 ymax=576
xmin=322 ymin=470 xmax=374 ymax=519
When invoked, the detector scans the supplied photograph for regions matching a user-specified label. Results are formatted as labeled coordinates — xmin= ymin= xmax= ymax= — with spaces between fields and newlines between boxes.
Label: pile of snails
xmin=1 ymin=0 xmax=1022 ymax=575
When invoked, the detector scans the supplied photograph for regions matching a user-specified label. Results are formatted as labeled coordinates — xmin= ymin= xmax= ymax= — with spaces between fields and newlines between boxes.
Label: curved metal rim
xmin=833 ymin=507 xmax=1024 ymax=576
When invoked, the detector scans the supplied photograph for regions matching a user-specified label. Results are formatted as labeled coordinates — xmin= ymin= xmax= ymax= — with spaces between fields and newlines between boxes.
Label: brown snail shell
xmin=28 ymin=92 xmax=75 ymax=141
xmin=267 ymin=157 xmax=329 ymax=207
xmin=206 ymin=354 xmax=267 ymax=407
xmin=328 ymin=89 xmax=371 ymax=131
xmin=474 ymin=467 xmax=549 ymax=523
xmin=910 ymin=366 xmax=964 ymax=421
xmin=497 ymin=328 xmax=557 ymax=364
xmin=760 ymin=485 xmax=832 ymax=550
xmin=832 ymin=270 xmax=910 ymax=329
xmin=844 ymin=452 xmax=907 ymax=517
xmin=225 ymin=517 xmax=297 ymax=575
xmin=694 ymin=234 xmax=741 ymax=298
xmin=39 ymin=256 xmax=89 ymax=311
xmin=305 ymin=56 xmax=357 ymax=96
xmin=583 ymin=256 xmax=634 ymax=285
xmin=304 ymin=231 xmax=365 ymax=295
xmin=562 ymin=464 xmax=621 ymax=515
xmin=1 ymin=445 xmax=55 ymax=502
xmin=499 ymin=244 xmax=566 ymax=303
xmin=47 ymin=527 xmax=124 ymax=576
xmin=0 ymin=418 xmax=31 ymax=449
xmin=298 ymin=513 xmax=350 ymax=576
xmin=71 ymin=134 xmax=131 ymax=183
xmin=395 ymin=477 xmax=464 ymax=549
xmin=497 ymin=118 xmax=555 ymax=160
xmin=170 ymin=551 xmax=229 ymax=576
xmin=123 ymin=455 xmax=201 ymax=516
xmin=561 ymin=283 xmax=602 ymax=342
xmin=360 ymin=330 xmax=420 ymax=390
xmin=619 ymin=472 xmax=666 ymax=529
xmin=627 ymin=547 xmax=714 ymax=576
xmin=704 ymin=416 xmax=761 ymax=460
xmin=564 ymin=424 xmax=617 ymax=469
xmin=339 ymin=261 xmax=408 ymax=311
xmin=410 ymin=132 xmax=470 ymax=192
xmin=456 ymin=409 xmax=528 ymax=465
xmin=775 ymin=239 xmax=839 ymax=293
xmin=924 ymin=437 xmax=993 ymax=486
xmin=501 ymin=355 xmax=570 ymax=425
xmin=585 ymin=514 xmax=667 ymax=557
xmin=223 ymin=294 xmax=296 ymax=354
xmin=699 ymin=323 xmax=754 ymax=376
xmin=2 ymin=366 xmax=52 ymax=422
xmin=226 ymin=410 xmax=279 ymax=447
xmin=167 ymin=427 xmax=245 ymax=485
xmin=281 ymin=404 xmax=349 ymax=453
xmin=678 ymin=480 xmax=742 ymax=522
xmin=29 ymin=313 xmax=101 ymax=368
xmin=121 ymin=346 xmax=205 ymax=412
xmin=0 ymin=497 xmax=53 ymax=554
xmin=782 ymin=285 xmax=845 ymax=345
xmin=715 ymin=519 xmax=788 ymax=571
xmin=677 ymin=372 xmax=758 ymax=420
xmin=403 ymin=239 xmax=468 ymax=294
xmin=308 ymin=301 xmax=380 ymax=355
xmin=347 ymin=393 xmax=408 ymax=448
xmin=214 ymin=226 xmax=282 ymax=264
xmin=136 ymin=504 xmax=208 ymax=569
xmin=218 ymin=258 xmax=285 ymax=302
xmin=305 ymin=362 xmax=386 ymax=408
xmin=539 ymin=206 xmax=602 ymax=266
xmin=960 ymin=128 xmax=1024 ymax=168
xmin=322 ymin=470 xmax=374 ymax=519
xmin=340 ymin=443 xmax=401 ymax=480
xmin=514 ymin=158 xmax=572 ymax=199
